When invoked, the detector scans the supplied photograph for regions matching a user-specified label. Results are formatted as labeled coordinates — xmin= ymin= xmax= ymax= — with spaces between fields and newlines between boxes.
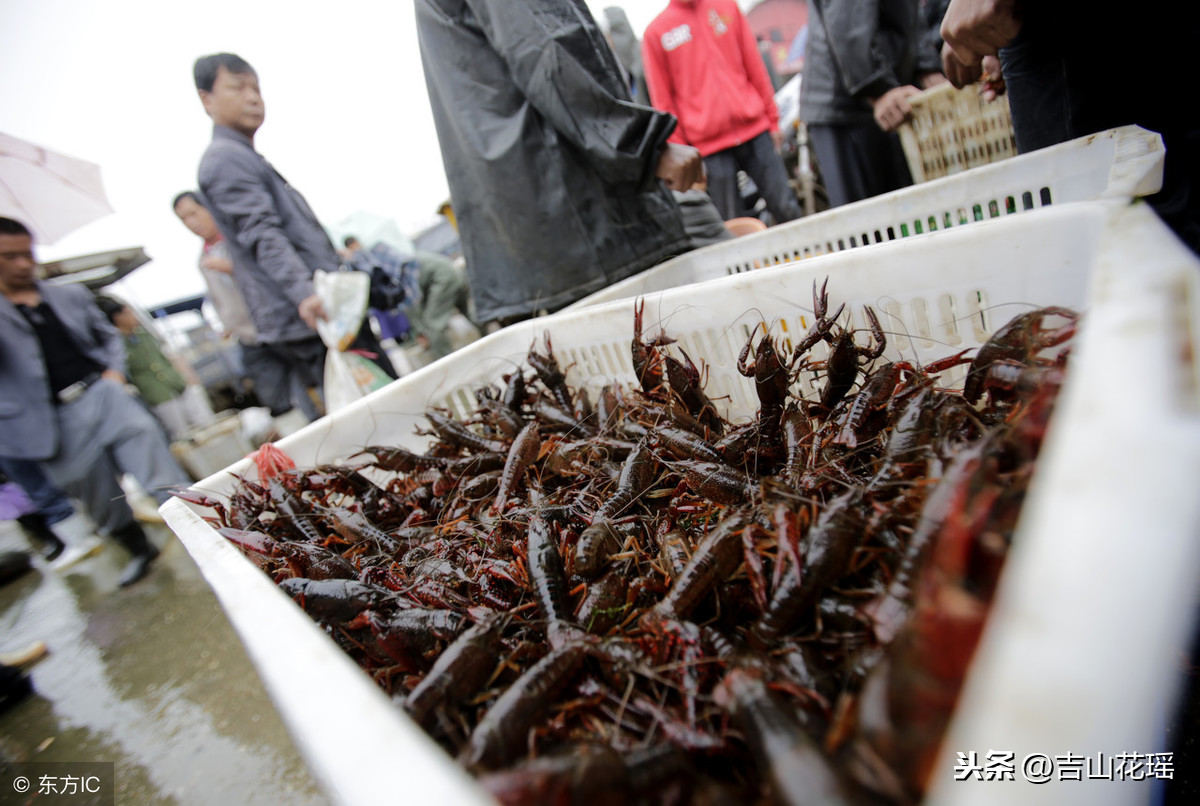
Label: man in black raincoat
xmin=415 ymin=0 xmax=704 ymax=327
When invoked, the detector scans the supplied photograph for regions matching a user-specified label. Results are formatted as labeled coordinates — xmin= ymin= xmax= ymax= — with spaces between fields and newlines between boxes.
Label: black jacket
xmin=415 ymin=0 xmax=694 ymax=323
xmin=800 ymin=0 xmax=942 ymax=126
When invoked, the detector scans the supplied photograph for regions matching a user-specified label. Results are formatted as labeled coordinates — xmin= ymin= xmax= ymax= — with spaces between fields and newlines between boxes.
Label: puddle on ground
xmin=1 ymin=521 xmax=328 ymax=805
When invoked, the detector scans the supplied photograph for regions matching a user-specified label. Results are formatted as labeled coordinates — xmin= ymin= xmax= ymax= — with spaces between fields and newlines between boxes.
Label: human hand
xmin=417 ymin=334 xmax=430 ymax=350
xmin=101 ymin=369 xmax=126 ymax=385
xmin=770 ymin=128 xmax=785 ymax=150
xmin=870 ymin=85 xmax=921 ymax=132
xmin=654 ymin=143 xmax=705 ymax=191
xmin=919 ymin=71 xmax=950 ymax=90
xmin=200 ymin=255 xmax=234 ymax=274
xmin=979 ymin=55 xmax=1006 ymax=100
xmin=940 ymin=0 xmax=1021 ymax=73
xmin=298 ymin=294 xmax=327 ymax=331
xmin=941 ymin=41 xmax=983 ymax=88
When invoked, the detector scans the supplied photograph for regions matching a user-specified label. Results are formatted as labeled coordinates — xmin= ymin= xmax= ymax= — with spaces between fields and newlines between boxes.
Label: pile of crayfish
xmin=178 ymin=281 xmax=1078 ymax=805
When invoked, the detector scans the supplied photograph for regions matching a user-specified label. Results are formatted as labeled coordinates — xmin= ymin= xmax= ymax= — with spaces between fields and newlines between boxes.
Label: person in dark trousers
xmin=800 ymin=0 xmax=947 ymax=208
xmin=0 ymin=217 xmax=190 ymax=587
xmin=642 ymin=0 xmax=802 ymax=224
xmin=939 ymin=0 xmax=1199 ymax=255
xmin=193 ymin=52 xmax=398 ymax=413
xmin=415 ymin=0 xmax=704 ymax=329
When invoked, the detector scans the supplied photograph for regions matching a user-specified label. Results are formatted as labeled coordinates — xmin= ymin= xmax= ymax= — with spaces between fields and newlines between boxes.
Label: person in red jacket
xmin=643 ymin=0 xmax=801 ymax=224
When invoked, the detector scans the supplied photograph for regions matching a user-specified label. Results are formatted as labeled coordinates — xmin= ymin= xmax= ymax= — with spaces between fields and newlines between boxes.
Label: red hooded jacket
xmin=642 ymin=0 xmax=779 ymax=157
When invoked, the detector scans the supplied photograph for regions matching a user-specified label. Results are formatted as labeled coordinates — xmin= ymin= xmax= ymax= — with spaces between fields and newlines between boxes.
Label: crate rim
xmin=567 ymin=125 xmax=1165 ymax=313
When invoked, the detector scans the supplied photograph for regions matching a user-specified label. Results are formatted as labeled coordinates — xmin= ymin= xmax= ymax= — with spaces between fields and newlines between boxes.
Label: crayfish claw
xmin=813 ymin=277 xmax=830 ymax=320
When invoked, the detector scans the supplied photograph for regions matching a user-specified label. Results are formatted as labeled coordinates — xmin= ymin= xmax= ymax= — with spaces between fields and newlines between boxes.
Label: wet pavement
xmin=0 ymin=519 xmax=329 ymax=805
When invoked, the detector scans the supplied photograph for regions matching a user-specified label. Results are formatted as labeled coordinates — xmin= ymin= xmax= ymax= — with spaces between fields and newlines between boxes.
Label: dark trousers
xmin=1000 ymin=24 xmax=1200 ymax=255
xmin=245 ymin=327 xmax=398 ymax=418
xmin=242 ymin=338 xmax=326 ymax=418
xmin=703 ymin=131 xmax=802 ymax=223
xmin=349 ymin=321 xmax=399 ymax=380
xmin=998 ymin=32 xmax=1075 ymax=155
xmin=40 ymin=379 xmax=190 ymax=534
xmin=808 ymin=123 xmax=913 ymax=209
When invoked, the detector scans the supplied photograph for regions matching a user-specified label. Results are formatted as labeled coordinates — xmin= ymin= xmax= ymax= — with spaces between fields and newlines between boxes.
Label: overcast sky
xmin=0 ymin=0 xmax=710 ymax=310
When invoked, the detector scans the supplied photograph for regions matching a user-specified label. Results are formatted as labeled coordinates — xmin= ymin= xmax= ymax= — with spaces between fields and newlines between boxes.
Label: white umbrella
xmin=0 ymin=130 xmax=115 ymax=245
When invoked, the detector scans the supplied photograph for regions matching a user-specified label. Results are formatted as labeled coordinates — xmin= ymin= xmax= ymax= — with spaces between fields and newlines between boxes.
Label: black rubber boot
xmin=0 ymin=663 xmax=34 ymax=715
xmin=16 ymin=513 xmax=66 ymax=561
xmin=109 ymin=522 xmax=160 ymax=588
xmin=0 ymin=550 xmax=33 ymax=587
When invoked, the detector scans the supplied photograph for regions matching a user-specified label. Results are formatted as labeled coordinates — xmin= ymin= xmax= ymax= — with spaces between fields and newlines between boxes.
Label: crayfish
xmin=186 ymin=283 xmax=1079 ymax=805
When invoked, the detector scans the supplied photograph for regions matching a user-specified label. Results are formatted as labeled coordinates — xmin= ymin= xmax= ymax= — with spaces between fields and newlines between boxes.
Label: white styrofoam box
xmin=568 ymin=125 xmax=1164 ymax=310
xmin=161 ymin=200 xmax=1200 ymax=805
xmin=170 ymin=413 xmax=254 ymax=481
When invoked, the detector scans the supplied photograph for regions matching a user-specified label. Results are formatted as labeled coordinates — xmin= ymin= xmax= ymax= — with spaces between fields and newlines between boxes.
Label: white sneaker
xmin=46 ymin=511 xmax=104 ymax=571
xmin=50 ymin=537 xmax=105 ymax=571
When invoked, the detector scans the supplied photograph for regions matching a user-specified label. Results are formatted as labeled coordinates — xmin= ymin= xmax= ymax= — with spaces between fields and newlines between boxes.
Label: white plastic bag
xmin=312 ymin=269 xmax=391 ymax=412
xmin=323 ymin=348 xmax=393 ymax=414
xmin=313 ymin=269 xmax=370 ymax=352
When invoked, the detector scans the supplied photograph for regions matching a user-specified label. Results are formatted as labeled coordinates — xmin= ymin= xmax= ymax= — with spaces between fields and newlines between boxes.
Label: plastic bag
xmin=248 ymin=443 xmax=296 ymax=481
xmin=313 ymin=269 xmax=370 ymax=352
xmin=323 ymin=348 xmax=394 ymax=414
xmin=0 ymin=480 xmax=36 ymax=521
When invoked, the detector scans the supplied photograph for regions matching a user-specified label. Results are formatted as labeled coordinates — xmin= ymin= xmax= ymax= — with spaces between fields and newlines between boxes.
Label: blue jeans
xmin=0 ymin=456 xmax=75 ymax=526
xmin=1000 ymin=23 xmax=1199 ymax=255
xmin=703 ymin=131 xmax=802 ymax=223
xmin=999 ymin=31 xmax=1074 ymax=155
xmin=1000 ymin=1 xmax=1154 ymax=153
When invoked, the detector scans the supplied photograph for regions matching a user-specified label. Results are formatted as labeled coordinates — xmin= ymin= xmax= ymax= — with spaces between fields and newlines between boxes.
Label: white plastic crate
xmin=162 ymin=200 xmax=1200 ymax=805
xmin=568 ymin=125 xmax=1163 ymax=311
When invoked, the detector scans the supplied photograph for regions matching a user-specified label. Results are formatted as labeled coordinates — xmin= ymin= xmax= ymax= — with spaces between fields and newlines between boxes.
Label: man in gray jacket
xmin=800 ymin=0 xmax=946 ymax=207
xmin=0 ymin=217 xmax=190 ymax=587
xmin=193 ymin=53 xmax=396 ymax=416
